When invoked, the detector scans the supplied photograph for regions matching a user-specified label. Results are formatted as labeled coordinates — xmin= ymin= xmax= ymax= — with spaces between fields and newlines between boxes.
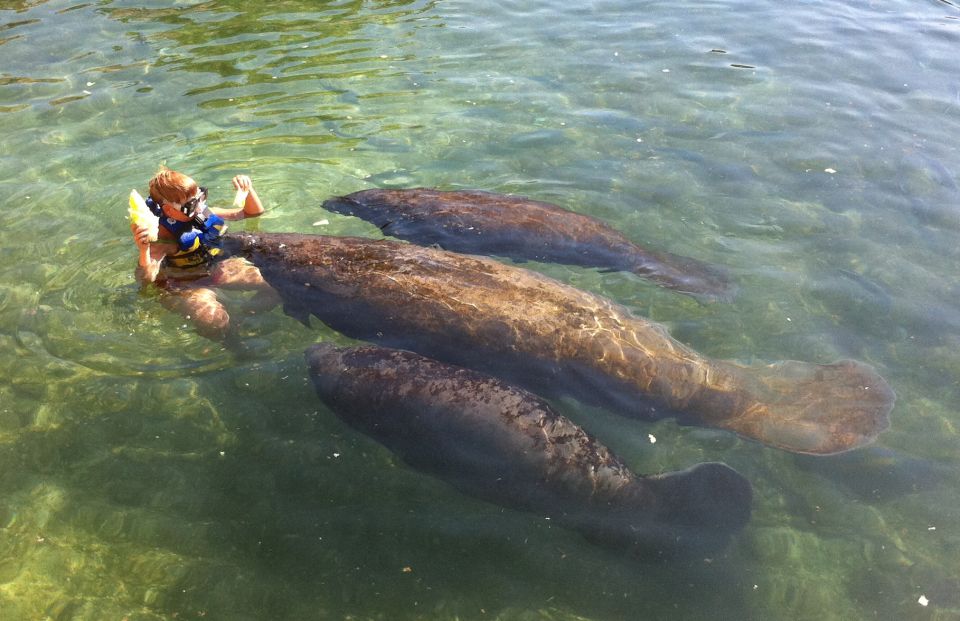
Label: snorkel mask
xmin=145 ymin=186 xmax=208 ymax=220
xmin=179 ymin=186 xmax=208 ymax=219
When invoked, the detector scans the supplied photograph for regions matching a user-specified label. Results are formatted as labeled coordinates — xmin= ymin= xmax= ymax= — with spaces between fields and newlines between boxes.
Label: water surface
xmin=1 ymin=0 xmax=959 ymax=619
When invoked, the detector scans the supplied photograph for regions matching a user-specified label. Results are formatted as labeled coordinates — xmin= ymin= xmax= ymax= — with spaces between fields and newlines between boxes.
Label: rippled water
xmin=1 ymin=0 xmax=959 ymax=619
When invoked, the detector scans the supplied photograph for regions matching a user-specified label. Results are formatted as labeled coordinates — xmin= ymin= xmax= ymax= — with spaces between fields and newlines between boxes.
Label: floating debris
xmin=918 ymin=595 xmax=929 ymax=607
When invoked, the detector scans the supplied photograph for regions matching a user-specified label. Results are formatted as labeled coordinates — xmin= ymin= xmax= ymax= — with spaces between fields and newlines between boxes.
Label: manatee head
xmin=321 ymin=189 xmax=424 ymax=229
xmin=305 ymin=342 xmax=349 ymax=401
xmin=321 ymin=195 xmax=362 ymax=218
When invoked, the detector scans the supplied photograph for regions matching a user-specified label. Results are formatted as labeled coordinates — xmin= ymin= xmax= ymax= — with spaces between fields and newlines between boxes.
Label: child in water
xmin=130 ymin=168 xmax=277 ymax=339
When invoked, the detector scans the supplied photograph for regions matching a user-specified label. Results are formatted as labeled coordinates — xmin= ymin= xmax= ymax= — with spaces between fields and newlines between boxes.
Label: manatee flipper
xmin=282 ymin=300 xmax=312 ymax=326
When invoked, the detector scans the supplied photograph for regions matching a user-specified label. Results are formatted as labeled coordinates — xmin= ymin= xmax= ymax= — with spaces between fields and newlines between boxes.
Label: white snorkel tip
xmin=232 ymin=188 xmax=249 ymax=209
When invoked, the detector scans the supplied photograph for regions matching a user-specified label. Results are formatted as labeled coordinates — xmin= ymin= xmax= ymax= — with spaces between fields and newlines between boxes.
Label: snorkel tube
xmin=232 ymin=188 xmax=249 ymax=209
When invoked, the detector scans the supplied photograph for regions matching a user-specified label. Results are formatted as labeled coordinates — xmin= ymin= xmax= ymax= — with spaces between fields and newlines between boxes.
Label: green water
xmin=2 ymin=0 xmax=959 ymax=619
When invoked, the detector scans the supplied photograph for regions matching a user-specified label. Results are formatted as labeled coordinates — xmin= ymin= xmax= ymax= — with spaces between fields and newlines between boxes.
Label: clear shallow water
xmin=1 ymin=0 xmax=959 ymax=619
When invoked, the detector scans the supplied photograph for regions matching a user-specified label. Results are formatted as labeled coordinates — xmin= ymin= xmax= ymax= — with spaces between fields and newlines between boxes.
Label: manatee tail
xmin=627 ymin=251 xmax=737 ymax=303
xmin=582 ymin=462 xmax=752 ymax=559
xmin=701 ymin=359 xmax=895 ymax=455
xmin=647 ymin=462 xmax=752 ymax=534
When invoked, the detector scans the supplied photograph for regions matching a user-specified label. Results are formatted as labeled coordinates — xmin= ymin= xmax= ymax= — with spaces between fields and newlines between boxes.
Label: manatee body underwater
xmin=305 ymin=343 xmax=752 ymax=558
xmin=224 ymin=232 xmax=895 ymax=455
xmin=322 ymin=188 xmax=734 ymax=302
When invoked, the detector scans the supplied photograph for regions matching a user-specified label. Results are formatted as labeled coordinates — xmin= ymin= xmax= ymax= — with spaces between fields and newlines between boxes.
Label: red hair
xmin=148 ymin=168 xmax=198 ymax=205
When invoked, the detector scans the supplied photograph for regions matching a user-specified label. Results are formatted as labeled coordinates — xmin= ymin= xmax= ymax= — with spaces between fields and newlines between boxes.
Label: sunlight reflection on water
xmin=0 ymin=0 xmax=959 ymax=619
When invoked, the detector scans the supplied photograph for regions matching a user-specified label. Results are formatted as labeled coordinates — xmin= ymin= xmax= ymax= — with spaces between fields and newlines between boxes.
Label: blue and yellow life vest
xmin=146 ymin=197 xmax=228 ymax=268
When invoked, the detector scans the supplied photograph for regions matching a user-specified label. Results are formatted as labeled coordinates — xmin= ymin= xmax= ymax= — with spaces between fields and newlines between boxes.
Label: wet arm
xmin=131 ymin=221 xmax=172 ymax=283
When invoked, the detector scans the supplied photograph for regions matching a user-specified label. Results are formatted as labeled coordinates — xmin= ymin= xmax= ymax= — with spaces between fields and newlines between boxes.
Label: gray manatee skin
xmin=305 ymin=343 xmax=752 ymax=558
xmin=793 ymin=446 xmax=952 ymax=503
xmin=224 ymin=232 xmax=894 ymax=456
xmin=322 ymin=188 xmax=734 ymax=303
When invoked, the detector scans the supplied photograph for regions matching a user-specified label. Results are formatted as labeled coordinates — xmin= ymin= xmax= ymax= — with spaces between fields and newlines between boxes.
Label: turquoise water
xmin=1 ymin=0 xmax=959 ymax=618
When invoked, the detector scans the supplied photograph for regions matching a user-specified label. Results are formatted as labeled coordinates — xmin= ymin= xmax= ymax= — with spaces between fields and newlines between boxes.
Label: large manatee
xmin=225 ymin=232 xmax=894 ymax=455
xmin=322 ymin=188 xmax=733 ymax=302
xmin=305 ymin=343 xmax=752 ymax=557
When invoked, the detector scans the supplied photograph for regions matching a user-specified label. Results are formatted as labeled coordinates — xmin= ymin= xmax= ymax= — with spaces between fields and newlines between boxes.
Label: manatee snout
xmin=305 ymin=342 xmax=347 ymax=398
xmin=321 ymin=196 xmax=359 ymax=217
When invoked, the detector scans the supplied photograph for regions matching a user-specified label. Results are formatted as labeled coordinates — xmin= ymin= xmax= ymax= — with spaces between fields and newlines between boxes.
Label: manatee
xmin=225 ymin=232 xmax=894 ymax=455
xmin=794 ymin=446 xmax=951 ymax=502
xmin=305 ymin=343 xmax=752 ymax=557
xmin=322 ymin=188 xmax=734 ymax=302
